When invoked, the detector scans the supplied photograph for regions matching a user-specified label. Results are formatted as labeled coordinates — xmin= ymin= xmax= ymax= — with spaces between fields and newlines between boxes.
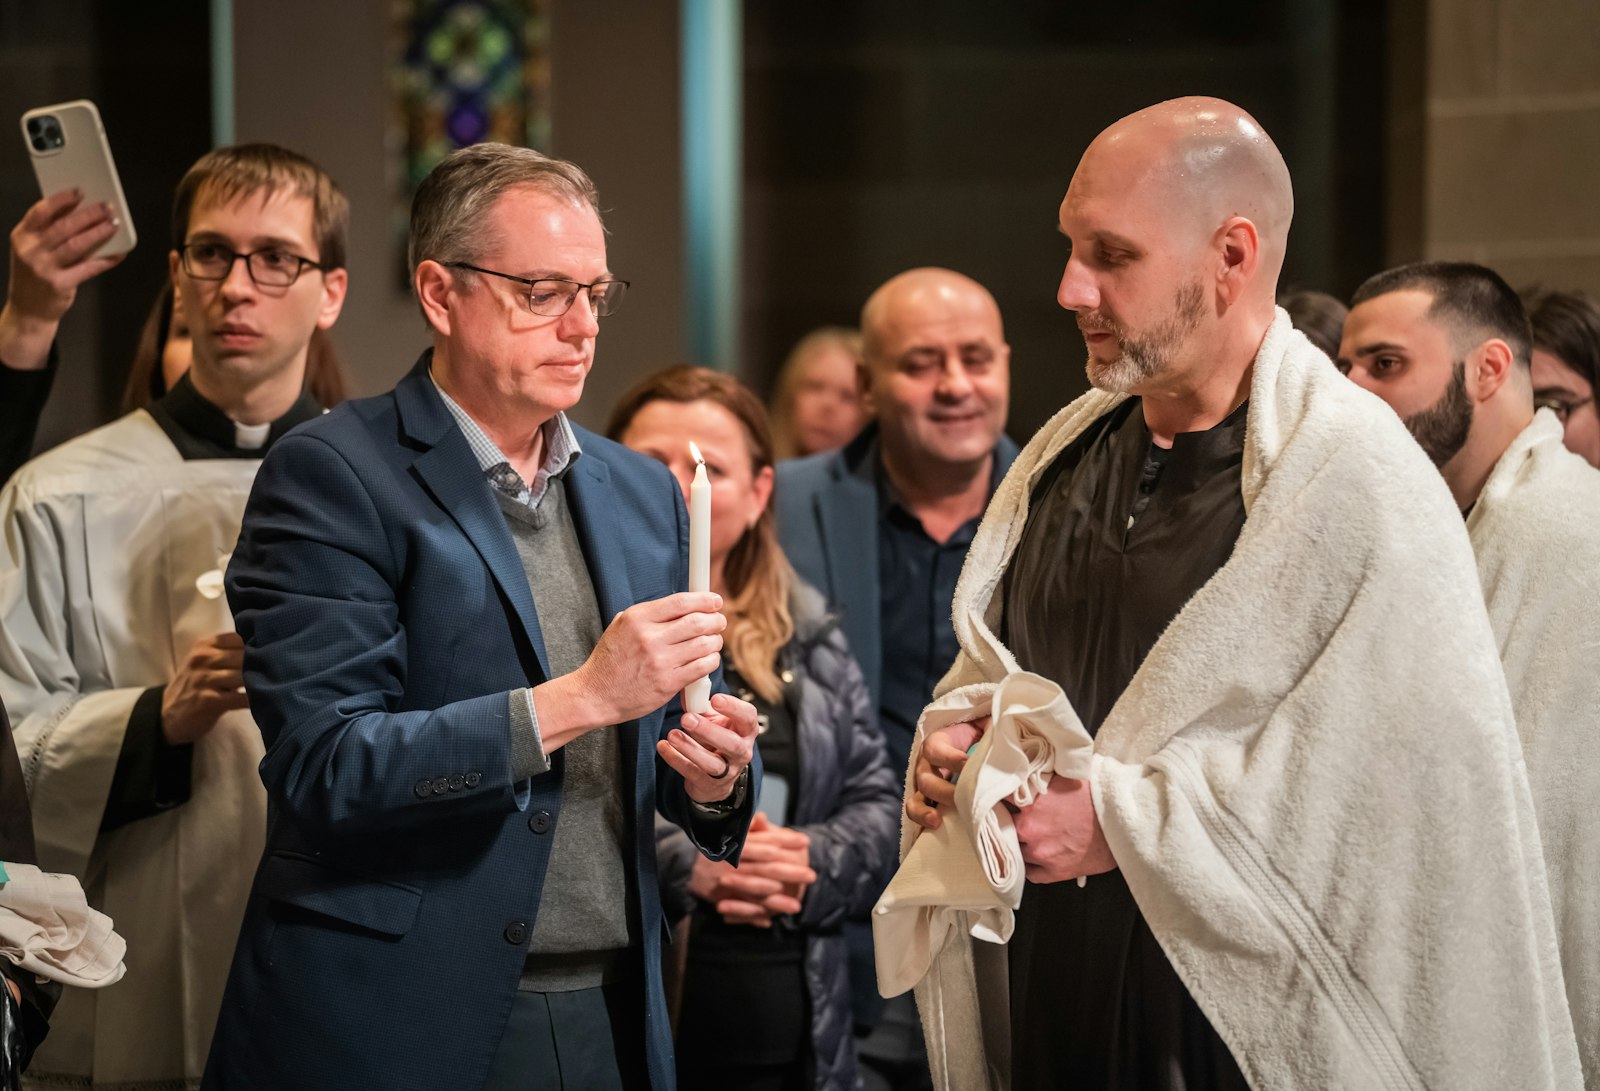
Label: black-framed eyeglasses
xmin=180 ymin=243 xmax=324 ymax=288
xmin=1534 ymin=394 xmax=1596 ymax=423
xmin=445 ymin=262 xmax=629 ymax=318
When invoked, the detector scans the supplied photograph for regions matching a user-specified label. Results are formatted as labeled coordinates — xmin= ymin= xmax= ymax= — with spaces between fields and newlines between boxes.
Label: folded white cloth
xmin=874 ymin=672 xmax=1091 ymax=997
xmin=0 ymin=862 xmax=126 ymax=988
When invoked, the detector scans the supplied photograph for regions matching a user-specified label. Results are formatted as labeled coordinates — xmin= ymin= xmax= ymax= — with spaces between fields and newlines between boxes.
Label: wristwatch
xmin=689 ymin=766 xmax=749 ymax=816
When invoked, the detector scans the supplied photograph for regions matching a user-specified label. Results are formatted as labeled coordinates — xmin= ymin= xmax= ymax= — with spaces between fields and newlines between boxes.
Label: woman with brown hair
xmin=120 ymin=280 xmax=348 ymax=413
xmin=609 ymin=365 xmax=900 ymax=1091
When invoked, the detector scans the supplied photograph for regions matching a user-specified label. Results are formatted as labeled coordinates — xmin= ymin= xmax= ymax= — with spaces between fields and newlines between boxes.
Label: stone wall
xmin=1411 ymin=0 xmax=1600 ymax=294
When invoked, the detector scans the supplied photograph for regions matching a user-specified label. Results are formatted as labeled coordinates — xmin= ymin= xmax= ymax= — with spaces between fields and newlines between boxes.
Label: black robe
xmin=1001 ymin=396 xmax=1250 ymax=1090
xmin=0 ymin=355 xmax=56 ymax=488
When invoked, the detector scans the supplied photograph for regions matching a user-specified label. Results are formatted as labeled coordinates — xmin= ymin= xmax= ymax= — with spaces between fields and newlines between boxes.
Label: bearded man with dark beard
xmin=1400 ymin=357 xmax=1473 ymax=466
xmin=1340 ymin=262 xmax=1600 ymax=1083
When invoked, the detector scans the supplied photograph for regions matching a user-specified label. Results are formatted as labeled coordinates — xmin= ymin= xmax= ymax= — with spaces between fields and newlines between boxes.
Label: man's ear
xmin=1469 ymin=337 xmax=1516 ymax=402
xmin=857 ymin=358 xmax=878 ymax=417
xmin=316 ymin=267 xmax=349 ymax=330
xmin=1216 ymin=216 xmax=1260 ymax=306
xmin=415 ymin=260 xmax=454 ymax=337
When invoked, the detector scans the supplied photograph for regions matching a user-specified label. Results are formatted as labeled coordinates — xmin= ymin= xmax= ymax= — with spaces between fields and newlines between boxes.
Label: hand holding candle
xmin=685 ymin=441 xmax=713 ymax=713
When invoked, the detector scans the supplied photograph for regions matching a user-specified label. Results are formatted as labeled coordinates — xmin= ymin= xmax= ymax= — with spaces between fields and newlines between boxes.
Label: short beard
xmin=1404 ymin=360 xmax=1473 ymax=468
xmin=1084 ymin=279 xmax=1207 ymax=394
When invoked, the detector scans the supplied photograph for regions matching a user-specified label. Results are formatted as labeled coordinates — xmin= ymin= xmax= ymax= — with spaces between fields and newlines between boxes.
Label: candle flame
xmin=689 ymin=440 xmax=704 ymax=465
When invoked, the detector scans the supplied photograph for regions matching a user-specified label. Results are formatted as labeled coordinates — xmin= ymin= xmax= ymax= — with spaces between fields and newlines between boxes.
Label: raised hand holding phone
xmin=21 ymin=100 xmax=136 ymax=259
xmin=3 ymin=101 xmax=135 ymax=372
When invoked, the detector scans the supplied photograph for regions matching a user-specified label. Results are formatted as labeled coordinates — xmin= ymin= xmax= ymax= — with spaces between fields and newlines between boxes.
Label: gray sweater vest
xmin=496 ymin=480 xmax=635 ymax=991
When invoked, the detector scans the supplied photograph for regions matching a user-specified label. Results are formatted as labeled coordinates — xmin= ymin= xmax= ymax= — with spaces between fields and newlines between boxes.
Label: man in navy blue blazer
xmin=774 ymin=267 xmax=1017 ymax=1089
xmin=205 ymin=144 xmax=760 ymax=1091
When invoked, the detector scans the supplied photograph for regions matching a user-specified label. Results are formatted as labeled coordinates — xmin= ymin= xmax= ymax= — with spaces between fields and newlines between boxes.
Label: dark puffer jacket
xmin=658 ymin=584 xmax=901 ymax=1091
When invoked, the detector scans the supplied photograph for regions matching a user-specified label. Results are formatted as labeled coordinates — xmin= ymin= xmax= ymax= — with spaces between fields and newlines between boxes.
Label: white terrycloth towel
xmin=873 ymin=671 xmax=1091 ymax=997
xmin=891 ymin=310 xmax=1581 ymax=1091
xmin=1467 ymin=409 xmax=1600 ymax=1086
xmin=0 ymin=862 xmax=126 ymax=988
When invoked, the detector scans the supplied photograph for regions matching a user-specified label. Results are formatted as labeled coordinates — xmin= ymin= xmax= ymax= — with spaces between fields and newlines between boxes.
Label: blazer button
xmin=431 ymin=777 xmax=450 ymax=795
xmin=414 ymin=779 xmax=433 ymax=800
xmin=449 ymin=774 xmax=465 ymax=791
xmin=504 ymin=921 xmax=528 ymax=945
xmin=465 ymin=771 xmax=482 ymax=788
xmin=528 ymin=810 xmax=552 ymax=834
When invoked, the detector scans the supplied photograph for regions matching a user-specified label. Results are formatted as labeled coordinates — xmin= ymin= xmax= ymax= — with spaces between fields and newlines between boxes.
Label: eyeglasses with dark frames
xmin=179 ymin=243 xmax=325 ymax=288
xmin=1534 ymin=393 xmax=1596 ymax=423
xmin=445 ymin=262 xmax=629 ymax=318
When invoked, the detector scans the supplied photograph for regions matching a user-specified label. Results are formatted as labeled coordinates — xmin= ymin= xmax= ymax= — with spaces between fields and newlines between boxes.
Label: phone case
xmin=21 ymin=99 xmax=137 ymax=258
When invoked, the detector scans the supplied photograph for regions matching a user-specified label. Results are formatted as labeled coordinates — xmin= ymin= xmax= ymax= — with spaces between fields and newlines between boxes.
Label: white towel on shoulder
xmin=1467 ymin=409 xmax=1600 ymax=1084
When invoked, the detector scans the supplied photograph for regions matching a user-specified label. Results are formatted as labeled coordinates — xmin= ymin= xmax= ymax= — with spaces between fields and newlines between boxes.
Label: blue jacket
xmin=774 ymin=424 xmax=1022 ymax=708
xmin=204 ymin=358 xmax=756 ymax=1091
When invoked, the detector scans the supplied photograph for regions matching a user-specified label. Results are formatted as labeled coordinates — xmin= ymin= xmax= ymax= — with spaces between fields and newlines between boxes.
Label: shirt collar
xmin=1135 ymin=396 xmax=1250 ymax=494
xmin=871 ymin=431 xmax=1007 ymax=522
xmin=429 ymin=370 xmax=581 ymax=510
xmin=147 ymin=370 xmax=323 ymax=460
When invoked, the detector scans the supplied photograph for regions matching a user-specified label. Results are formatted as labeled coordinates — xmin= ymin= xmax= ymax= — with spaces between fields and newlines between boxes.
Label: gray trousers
xmin=482 ymin=978 xmax=648 ymax=1091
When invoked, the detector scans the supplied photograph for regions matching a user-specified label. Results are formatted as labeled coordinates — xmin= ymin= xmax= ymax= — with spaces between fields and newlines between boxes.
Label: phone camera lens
xmin=25 ymin=115 xmax=64 ymax=152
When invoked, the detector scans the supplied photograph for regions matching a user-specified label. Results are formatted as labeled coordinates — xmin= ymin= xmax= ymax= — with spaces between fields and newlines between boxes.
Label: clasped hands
xmin=906 ymin=718 xmax=1117 ymax=884
xmin=689 ymin=812 xmax=816 ymax=927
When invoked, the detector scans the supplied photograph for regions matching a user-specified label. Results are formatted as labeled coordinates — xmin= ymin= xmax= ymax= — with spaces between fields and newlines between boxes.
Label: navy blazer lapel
xmin=816 ymin=457 xmax=881 ymax=689
xmin=563 ymin=453 xmax=636 ymax=625
xmin=395 ymin=360 xmax=553 ymax=684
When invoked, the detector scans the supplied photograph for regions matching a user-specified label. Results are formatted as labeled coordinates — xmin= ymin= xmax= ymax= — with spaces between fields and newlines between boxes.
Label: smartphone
xmin=21 ymin=99 xmax=137 ymax=258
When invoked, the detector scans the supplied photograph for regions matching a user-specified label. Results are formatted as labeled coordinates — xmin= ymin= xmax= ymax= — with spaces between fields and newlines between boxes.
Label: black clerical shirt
xmin=1001 ymin=396 xmax=1252 ymax=1090
xmin=100 ymin=374 xmax=321 ymax=831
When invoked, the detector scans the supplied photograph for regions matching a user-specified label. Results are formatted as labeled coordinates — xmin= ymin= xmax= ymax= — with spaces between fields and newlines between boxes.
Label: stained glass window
xmin=389 ymin=0 xmax=552 ymax=286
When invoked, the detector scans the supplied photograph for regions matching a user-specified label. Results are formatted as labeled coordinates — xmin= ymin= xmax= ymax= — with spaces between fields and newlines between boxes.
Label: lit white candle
xmin=685 ymin=440 xmax=712 ymax=713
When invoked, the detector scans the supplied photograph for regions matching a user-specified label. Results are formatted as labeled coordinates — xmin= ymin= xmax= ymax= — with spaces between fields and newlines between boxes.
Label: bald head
xmin=858 ymin=267 xmax=1010 ymax=474
xmin=1058 ymin=98 xmax=1293 ymax=396
xmin=1086 ymin=97 xmax=1293 ymax=258
xmin=862 ymin=267 xmax=1004 ymax=360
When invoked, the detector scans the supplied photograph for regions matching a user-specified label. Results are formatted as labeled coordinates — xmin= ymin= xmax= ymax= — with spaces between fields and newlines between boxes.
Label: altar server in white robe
xmin=0 ymin=144 xmax=348 ymax=1090
xmin=1341 ymin=261 xmax=1600 ymax=1085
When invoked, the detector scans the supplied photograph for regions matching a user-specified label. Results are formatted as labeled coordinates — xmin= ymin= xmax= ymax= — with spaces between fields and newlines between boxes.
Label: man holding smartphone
xmin=0 ymin=143 xmax=347 ymax=1090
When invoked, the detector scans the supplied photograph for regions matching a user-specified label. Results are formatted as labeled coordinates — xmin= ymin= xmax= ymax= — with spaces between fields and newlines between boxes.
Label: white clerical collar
xmin=233 ymin=420 xmax=271 ymax=450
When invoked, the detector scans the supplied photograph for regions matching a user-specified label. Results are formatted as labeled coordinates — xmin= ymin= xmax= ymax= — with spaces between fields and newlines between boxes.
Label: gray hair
xmin=406 ymin=143 xmax=601 ymax=282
